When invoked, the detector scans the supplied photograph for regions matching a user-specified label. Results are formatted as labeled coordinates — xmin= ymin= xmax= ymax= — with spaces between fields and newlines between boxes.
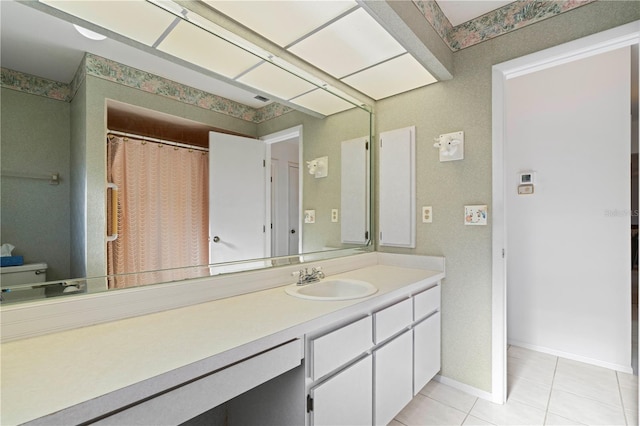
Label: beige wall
xmin=375 ymin=2 xmax=640 ymax=392
xmin=257 ymin=107 xmax=371 ymax=253
xmin=1 ymin=88 xmax=71 ymax=281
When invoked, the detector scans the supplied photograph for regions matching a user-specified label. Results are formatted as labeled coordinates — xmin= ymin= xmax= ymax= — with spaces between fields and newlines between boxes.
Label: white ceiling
xmin=1 ymin=1 xmax=513 ymax=115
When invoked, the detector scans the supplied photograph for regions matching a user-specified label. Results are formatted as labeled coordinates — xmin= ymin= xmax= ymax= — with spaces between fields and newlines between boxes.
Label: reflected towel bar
xmin=2 ymin=171 xmax=60 ymax=185
xmin=107 ymin=182 xmax=119 ymax=242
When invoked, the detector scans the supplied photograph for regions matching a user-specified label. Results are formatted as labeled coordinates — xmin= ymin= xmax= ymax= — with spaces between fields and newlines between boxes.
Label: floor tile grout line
xmin=543 ymin=355 xmax=559 ymax=425
xmin=459 ymin=396 xmax=481 ymax=426
xmin=616 ymin=371 xmax=630 ymax=426
xmin=417 ymin=384 xmax=480 ymax=420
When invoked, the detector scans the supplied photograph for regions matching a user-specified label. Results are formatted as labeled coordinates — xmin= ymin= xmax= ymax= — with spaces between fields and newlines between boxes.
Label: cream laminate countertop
xmin=1 ymin=263 xmax=444 ymax=425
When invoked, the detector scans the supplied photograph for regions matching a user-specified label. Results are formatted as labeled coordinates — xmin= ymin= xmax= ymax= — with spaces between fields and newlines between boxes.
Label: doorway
xmin=262 ymin=126 xmax=303 ymax=258
xmin=491 ymin=22 xmax=640 ymax=404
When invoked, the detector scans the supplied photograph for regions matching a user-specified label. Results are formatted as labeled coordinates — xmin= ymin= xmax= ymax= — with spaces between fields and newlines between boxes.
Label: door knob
xmin=213 ymin=236 xmax=220 ymax=243
xmin=290 ymin=229 xmax=296 ymax=234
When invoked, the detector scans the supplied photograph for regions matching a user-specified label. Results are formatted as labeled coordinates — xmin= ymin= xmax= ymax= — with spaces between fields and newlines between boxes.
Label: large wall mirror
xmin=0 ymin=0 xmax=372 ymax=304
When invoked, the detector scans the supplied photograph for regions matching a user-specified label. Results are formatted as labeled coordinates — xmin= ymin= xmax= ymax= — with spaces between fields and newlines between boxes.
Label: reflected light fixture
xmin=73 ymin=24 xmax=107 ymax=41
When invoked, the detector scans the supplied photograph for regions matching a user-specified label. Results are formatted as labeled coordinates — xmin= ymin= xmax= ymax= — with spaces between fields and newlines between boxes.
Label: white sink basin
xmin=285 ymin=279 xmax=377 ymax=301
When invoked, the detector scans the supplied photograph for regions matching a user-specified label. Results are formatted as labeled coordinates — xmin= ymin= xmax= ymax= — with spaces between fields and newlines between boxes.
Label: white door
xmin=209 ymin=132 xmax=266 ymax=264
xmin=288 ymin=163 xmax=299 ymax=255
xmin=505 ymin=47 xmax=631 ymax=368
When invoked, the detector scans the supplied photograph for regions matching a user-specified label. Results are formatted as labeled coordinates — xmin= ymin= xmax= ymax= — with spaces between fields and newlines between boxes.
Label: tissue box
xmin=1 ymin=256 xmax=24 ymax=267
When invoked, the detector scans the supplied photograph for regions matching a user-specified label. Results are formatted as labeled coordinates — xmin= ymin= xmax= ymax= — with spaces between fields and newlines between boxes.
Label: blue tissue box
xmin=1 ymin=256 xmax=24 ymax=267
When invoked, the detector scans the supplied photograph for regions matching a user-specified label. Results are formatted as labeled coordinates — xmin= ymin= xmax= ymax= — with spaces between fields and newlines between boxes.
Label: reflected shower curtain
xmin=107 ymin=135 xmax=209 ymax=288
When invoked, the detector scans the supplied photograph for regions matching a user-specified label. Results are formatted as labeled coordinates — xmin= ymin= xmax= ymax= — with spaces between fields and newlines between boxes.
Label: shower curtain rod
xmin=107 ymin=130 xmax=209 ymax=152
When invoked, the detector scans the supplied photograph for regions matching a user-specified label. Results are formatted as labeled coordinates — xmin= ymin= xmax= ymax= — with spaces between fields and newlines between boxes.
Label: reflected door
xmin=288 ymin=163 xmax=299 ymax=255
xmin=209 ymin=132 xmax=266 ymax=264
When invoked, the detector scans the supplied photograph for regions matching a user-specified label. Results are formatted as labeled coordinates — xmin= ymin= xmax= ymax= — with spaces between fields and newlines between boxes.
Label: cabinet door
xmin=310 ymin=355 xmax=373 ymax=426
xmin=414 ymin=312 xmax=441 ymax=395
xmin=379 ymin=126 xmax=415 ymax=248
xmin=374 ymin=330 xmax=413 ymax=426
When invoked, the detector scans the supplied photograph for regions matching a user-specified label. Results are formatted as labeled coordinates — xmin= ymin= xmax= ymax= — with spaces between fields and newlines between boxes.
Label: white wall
xmin=506 ymin=46 xmax=632 ymax=371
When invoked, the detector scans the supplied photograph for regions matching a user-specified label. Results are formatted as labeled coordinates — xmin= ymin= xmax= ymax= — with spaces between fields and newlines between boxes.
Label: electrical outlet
xmin=422 ymin=206 xmax=433 ymax=223
xmin=331 ymin=209 xmax=339 ymax=223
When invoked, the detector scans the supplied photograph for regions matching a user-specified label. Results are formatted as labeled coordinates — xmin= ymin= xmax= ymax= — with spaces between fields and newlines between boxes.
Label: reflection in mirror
xmin=0 ymin=0 xmax=372 ymax=303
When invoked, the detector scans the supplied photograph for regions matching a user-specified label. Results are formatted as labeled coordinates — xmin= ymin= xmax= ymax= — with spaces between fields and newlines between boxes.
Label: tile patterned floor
xmin=391 ymin=346 xmax=639 ymax=425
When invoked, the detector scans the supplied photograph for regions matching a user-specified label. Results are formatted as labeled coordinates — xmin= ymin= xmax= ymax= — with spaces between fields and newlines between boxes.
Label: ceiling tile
xmin=342 ymin=53 xmax=437 ymax=100
xmin=203 ymin=0 xmax=357 ymax=47
xmin=40 ymin=0 xmax=176 ymax=46
xmin=236 ymin=62 xmax=316 ymax=101
xmin=290 ymin=89 xmax=355 ymax=116
xmin=288 ymin=7 xmax=406 ymax=78
xmin=157 ymin=20 xmax=261 ymax=79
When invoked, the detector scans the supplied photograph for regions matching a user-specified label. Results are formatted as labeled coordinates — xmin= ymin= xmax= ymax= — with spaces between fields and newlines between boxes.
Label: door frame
xmin=261 ymin=125 xmax=303 ymax=256
xmin=491 ymin=21 xmax=640 ymax=404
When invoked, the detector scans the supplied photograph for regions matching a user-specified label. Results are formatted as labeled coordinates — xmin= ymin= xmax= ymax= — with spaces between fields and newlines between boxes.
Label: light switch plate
xmin=464 ymin=205 xmax=487 ymax=225
xmin=422 ymin=206 xmax=432 ymax=223
xmin=331 ymin=209 xmax=339 ymax=222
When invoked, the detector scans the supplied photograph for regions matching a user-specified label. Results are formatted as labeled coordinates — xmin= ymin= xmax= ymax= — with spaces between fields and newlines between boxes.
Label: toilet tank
xmin=1 ymin=263 xmax=48 ymax=287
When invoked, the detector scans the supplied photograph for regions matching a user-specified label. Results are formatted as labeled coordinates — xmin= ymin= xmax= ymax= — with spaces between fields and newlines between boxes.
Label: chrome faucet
xmin=295 ymin=267 xmax=325 ymax=285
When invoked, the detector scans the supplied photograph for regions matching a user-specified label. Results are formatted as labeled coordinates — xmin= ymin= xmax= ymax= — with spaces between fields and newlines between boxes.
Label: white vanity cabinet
xmin=413 ymin=285 xmax=442 ymax=395
xmin=372 ymin=297 xmax=413 ymax=425
xmin=306 ymin=281 xmax=441 ymax=426
xmin=307 ymin=316 xmax=374 ymax=426
xmin=373 ymin=330 xmax=413 ymax=425
xmin=94 ymin=340 xmax=303 ymax=425
xmin=310 ymin=355 xmax=373 ymax=426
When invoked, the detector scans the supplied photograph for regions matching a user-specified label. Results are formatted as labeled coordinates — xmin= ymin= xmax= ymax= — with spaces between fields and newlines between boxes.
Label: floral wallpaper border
xmin=413 ymin=0 xmax=597 ymax=51
xmin=0 ymin=67 xmax=71 ymax=101
xmin=1 ymin=54 xmax=292 ymax=124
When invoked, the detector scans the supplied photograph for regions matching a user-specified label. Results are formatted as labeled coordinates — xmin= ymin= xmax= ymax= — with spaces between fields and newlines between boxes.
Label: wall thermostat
xmin=519 ymin=171 xmax=535 ymax=185
xmin=518 ymin=171 xmax=535 ymax=195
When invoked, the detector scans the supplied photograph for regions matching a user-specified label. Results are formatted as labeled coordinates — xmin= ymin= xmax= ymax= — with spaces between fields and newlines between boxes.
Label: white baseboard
xmin=508 ymin=339 xmax=634 ymax=374
xmin=433 ymin=374 xmax=495 ymax=403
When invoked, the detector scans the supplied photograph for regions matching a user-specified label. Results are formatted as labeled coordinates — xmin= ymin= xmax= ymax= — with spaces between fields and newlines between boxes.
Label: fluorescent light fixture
xmin=288 ymin=8 xmax=405 ymax=78
xmin=237 ymin=62 xmax=316 ymax=101
xmin=41 ymin=0 xmax=176 ymax=46
xmin=157 ymin=20 xmax=261 ymax=78
xmin=290 ymin=89 xmax=355 ymax=116
xmin=342 ymin=53 xmax=438 ymax=100
xmin=203 ymin=0 xmax=357 ymax=47
xmin=73 ymin=24 xmax=107 ymax=41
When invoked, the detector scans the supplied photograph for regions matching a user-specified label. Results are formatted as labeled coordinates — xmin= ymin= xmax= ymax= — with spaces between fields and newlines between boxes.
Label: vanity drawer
xmin=374 ymin=298 xmax=412 ymax=344
xmin=414 ymin=284 xmax=440 ymax=321
xmin=93 ymin=339 xmax=303 ymax=425
xmin=311 ymin=316 xmax=373 ymax=380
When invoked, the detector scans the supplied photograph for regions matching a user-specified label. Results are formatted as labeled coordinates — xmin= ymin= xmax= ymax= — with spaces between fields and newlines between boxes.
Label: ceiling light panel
xmin=342 ymin=53 xmax=437 ymax=100
xmin=290 ymin=89 xmax=354 ymax=116
xmin=203 ymin=0 xmax=357 ymax=47
xmin=39 ymin=0 xmax=176 ymax=46
xmin=237 ymin=62 xmax=316 ymax=101
xmin=288 ymin=7 xmax=406 ymax=78
xmin=157 ymin=20 xmax=262 ymax=79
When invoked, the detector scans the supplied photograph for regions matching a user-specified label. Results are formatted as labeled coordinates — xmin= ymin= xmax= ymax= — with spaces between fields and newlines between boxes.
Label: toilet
xmin=1 ymin=263 xmax=48 ymax=302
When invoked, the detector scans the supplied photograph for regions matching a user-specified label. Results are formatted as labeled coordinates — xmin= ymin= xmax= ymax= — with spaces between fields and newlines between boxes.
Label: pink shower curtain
xmin=107 ymin=134 xmax=209 ymax=288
